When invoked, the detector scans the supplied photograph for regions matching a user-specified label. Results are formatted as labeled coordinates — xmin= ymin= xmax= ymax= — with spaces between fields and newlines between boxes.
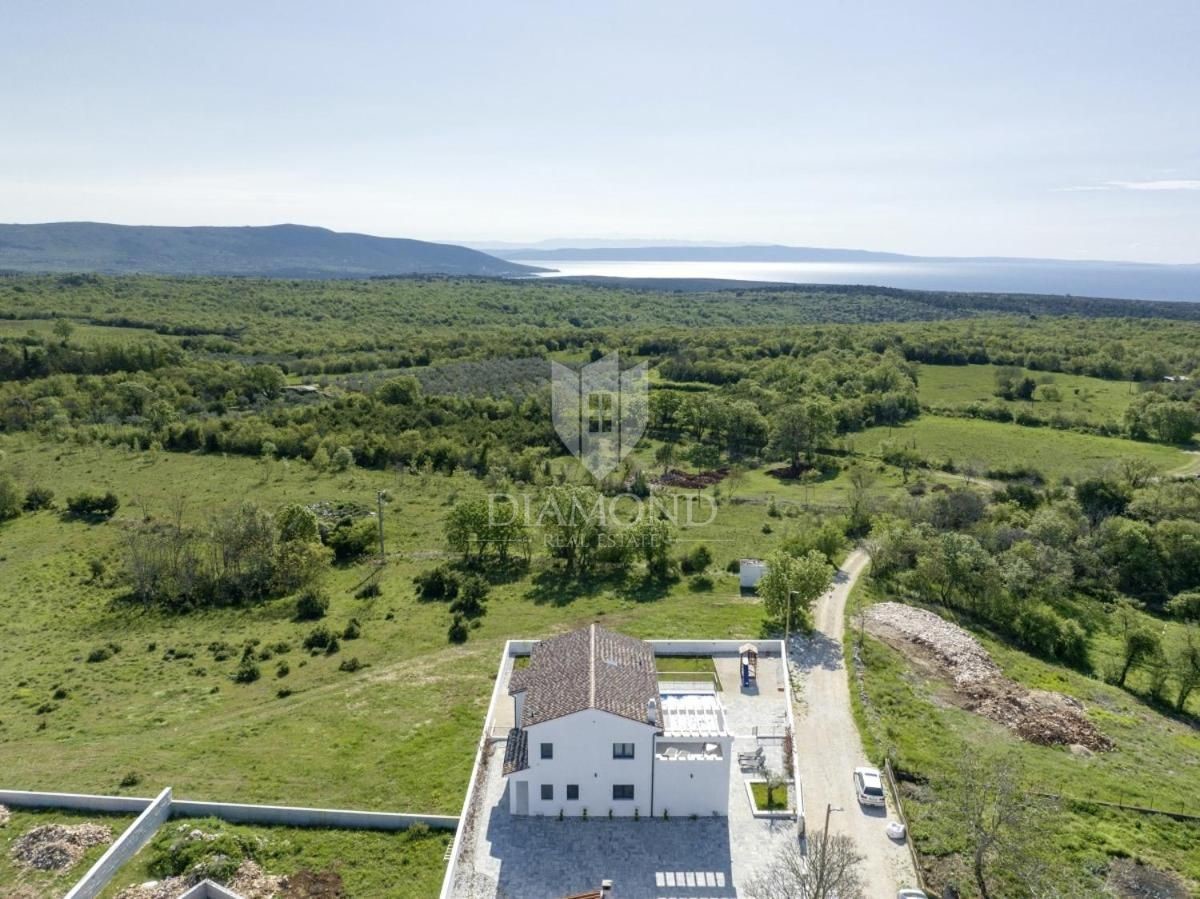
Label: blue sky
xmin=2 ymin=1 xmax=1198 ymax=262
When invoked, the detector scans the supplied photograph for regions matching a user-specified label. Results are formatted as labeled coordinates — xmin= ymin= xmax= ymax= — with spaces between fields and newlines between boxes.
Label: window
xmin=612 ymin=784 xmax=634 ymax=801
xmin=541 ymin=784 xmax=553 ymax=801
xmin=566 ymin=784 xmax=579 ymax=801
xmin=540 ymin=742 xmax=553 ymax=760
xmin=613 ymin=742 xmax=635 ymax=759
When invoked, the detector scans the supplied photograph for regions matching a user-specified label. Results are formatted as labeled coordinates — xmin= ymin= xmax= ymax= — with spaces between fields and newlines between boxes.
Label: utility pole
xmin=815 ymin=802 xmax=843 ymax=899
xmin=376 ymin=490 xmax=387 ymax=563
xmin=786 ymin=589 xmax=798 ymax=648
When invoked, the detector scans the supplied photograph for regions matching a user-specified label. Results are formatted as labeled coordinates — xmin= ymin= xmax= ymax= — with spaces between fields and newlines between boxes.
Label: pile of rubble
xmin=864 ymin=602 xmax=1114 ymax=752
xmin=116 ymin=861 xmax=285 ymax=899
xmin=0 ymin=804 xmax=10 ymax=827
xmin=11 ymin=822 xmax=113 ymax=871
xmin=653 ymin=467 xmax=728 ymax=489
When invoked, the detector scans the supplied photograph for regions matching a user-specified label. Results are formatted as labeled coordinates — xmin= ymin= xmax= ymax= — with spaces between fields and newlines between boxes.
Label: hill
xmin=0 ymin=222 xmax=542 ymax=278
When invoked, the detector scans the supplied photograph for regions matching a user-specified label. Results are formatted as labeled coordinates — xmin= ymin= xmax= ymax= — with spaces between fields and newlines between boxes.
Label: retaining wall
xmin=0 ymin=789 xmax=153 ymax=814
xmin=64 ymin=787 xmax=173 ymax=899
xmin=171 ymin=799 xmax=457 ymax=831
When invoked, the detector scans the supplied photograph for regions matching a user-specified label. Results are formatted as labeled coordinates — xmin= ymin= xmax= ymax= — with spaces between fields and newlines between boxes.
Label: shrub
xmin=342 ymin=618 xmax=362 ymax=640
xmin=302 ymin=625 xmax=339 ymax=654
xmin=23 ymin=485 xmax=55 ymax=511
xmin=87 ymin=646 xmax=112 ymax=663
xmin=233 ymin=656 xmax=261 ymax=683
xmin=327 ymin=517 xmax=377 ymax=561
xmin=448 ymin=615 xmax=469 ymax=644
xmin=66 ymin=491 xmax=120 ymax=519
xmin=725 ymin=559 xmax=741 ymax=574
xmin=355 ymin=581 xmax=382 ymax=599
xmin=338 ymin=657 xmax=364 ymax=673
xmin=689 ymin=574 xmax=714 ymax=591
xmin=449 ymin=575 xmax=489 ymax=620
xmin=414 ymin=565 xmax=459 ymax=601
xmin=208 ymin=641 xmax=234 ymax=661
xmin=0 ymin=475 xmax=20 ymax=520
xmin=119 ymin=772 xmax=141 ymax=788
xmin=294 ymin=588 xmax=329 ymax=621
xmin=276 ymin=661 xmax=290 ymax=678
xmin=146 ymin=823 xmax=253 ymax=879
xmin=276 ymin=687 xmax=293 ymax=699
xmin=680 ymin=544 xmax=713 ymax=574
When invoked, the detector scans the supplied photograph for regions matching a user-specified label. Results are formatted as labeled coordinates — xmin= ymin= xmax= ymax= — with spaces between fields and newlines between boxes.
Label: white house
xmin=503 ymin=624 xmax=733 ymax=818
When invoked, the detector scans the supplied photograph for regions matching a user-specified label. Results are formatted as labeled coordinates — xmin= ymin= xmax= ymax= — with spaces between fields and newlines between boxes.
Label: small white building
xmin=739 ymin=559 xmax=767 ymax=591
xmin=503 ymin=624 xmax=733 ymax=818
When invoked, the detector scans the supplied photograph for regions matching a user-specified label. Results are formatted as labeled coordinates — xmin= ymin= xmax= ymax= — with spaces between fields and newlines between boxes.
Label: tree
xmin=1117 ymin=628 xmax=1162 ymax=687
xmin=0 ymin=474 xmax=20 ymax=521
xmin=1167 ymin=591 xmax=1200 ymax=623
xmin=331 ymin=446 xmax=355 ymax=472
xmin=1170 ymin=628 xmax=1200 ymax=712
xmin=767 ymin=399 xmax=836 ymax=471
xmin=625 ymin=515 xmax=675 ymax=578
xmin=276 ymin=503 xmax=319 ymax=544
xmin=377 ymin=375 xmax=422 ymax=405
xmin=53 ymin=318 xmax=75 ymax=343
xmin=758 ymin=549 xmax=835 ymax=633
xmin=939 ymin=751 xmax=1054 ymax=899
xmin=654 ymin=441 xmax=677 ymax=474
xmin=744 ymin=830 xmax=865 ymax=899
xmin=845 ymin=465 xmax=877 ymax=534
xmin=539 ymin=485 xmax=605 ymax=573
xmin=1075 ymin=477 xmax=1131 ymax=524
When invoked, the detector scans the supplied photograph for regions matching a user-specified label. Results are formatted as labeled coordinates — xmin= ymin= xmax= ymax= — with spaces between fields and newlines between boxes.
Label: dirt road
xmin=790 ymin=548 xmax=918 ymax=896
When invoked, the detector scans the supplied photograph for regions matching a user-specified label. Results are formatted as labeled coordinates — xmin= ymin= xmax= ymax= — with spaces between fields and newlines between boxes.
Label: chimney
xmin=601 ymin=879 xmax=614 ymax=896
xmin=646 ymin=697 xmax=657 ymax=726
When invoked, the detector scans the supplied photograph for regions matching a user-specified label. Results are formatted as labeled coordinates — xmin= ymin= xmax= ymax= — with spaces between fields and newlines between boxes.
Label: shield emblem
xmin=551 ymin=352 xmax=648 ymax=480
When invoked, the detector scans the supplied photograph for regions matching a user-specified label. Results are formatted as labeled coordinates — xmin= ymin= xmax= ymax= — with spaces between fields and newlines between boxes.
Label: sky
xmin=2 ymin=1 xmax=1198 ymax=263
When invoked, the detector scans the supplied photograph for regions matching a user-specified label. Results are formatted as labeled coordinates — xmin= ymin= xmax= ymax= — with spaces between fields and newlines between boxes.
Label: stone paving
xmin=451 ymin=652 xmax=799 ymax=898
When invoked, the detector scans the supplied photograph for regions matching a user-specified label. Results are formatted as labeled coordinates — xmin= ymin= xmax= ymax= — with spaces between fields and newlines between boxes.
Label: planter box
xmin=744 ymin=778 xmax=795 ymax=820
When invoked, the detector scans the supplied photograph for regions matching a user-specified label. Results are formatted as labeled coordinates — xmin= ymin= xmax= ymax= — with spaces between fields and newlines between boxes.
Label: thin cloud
xmin=1056 ymin=179 xmax=1200 ymax=192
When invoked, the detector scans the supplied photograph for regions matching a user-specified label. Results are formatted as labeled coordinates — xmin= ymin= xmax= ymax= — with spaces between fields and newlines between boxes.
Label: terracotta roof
xmin=508 ymin=624 xmax=658 ymax=728
xmin=502 ymin=727 xmax=528 ymax=774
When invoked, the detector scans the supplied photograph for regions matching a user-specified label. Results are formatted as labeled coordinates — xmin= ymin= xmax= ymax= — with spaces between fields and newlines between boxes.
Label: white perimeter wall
xmin=511 ymin=710 xmax=656 ymax=817
xmin=653 ymin=753 xmax=730 ymax=818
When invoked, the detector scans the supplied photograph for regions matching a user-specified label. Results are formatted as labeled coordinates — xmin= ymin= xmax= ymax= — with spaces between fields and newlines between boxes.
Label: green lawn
xmin=917 ymin=362 xmax=1139 ymax=425
xmin=97 ymin=817 xmax=450 ymax=899
xmin=851 ymin=414 xmax=1189 ymax=482
xmin=846 ymin=580 xmax=1200 ymax=895
xmin=0 ymin=808 xmax=135 ymax=896
xmin=750 ymin=781 xmax=789 ymax=811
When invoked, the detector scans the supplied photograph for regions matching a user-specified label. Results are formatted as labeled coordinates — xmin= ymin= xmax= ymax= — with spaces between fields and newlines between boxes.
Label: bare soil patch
xmin=1107 ymin=858 xmax=1193 ymax=899
xmin=652 ymin=467 xmax=728 ymax=489
xmin=11 ymin=821 xmax=113 ymax=871
xmin=864 ymin=602 xmax=1114 ymax=751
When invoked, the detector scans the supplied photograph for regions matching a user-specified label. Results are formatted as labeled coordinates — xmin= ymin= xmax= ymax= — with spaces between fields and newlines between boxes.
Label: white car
xmin=897 ymin=891 xmax=929 ymax=899
xmin=853 ymin=766 xmax=885 ymax=806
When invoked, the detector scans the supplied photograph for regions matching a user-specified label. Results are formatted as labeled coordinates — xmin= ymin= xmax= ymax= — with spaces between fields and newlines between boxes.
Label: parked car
xmin=897 ymin=891 xmax=929 ymax=899
xmin=853 ymin=766 xmax=885 ymax=806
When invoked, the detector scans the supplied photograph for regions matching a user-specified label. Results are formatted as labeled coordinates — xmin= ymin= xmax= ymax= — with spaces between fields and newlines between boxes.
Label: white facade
xmin=507 ymin=691 xmax=733 ymax=818
xmin=507 ymin=710 xmax=656 ymax=818
xmin=739 ymin=559 xmax=767 ymax=590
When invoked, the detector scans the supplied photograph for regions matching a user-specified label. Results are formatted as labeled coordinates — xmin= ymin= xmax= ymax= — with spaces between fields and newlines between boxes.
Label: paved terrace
xmin=450 ymin=650 xmax=798 ymax=899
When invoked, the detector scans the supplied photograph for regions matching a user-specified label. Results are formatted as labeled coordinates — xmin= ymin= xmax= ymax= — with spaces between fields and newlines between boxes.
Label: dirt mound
xmin=12 ymin=822 xmax=113 ymax=871
xmin=653 ymin=467 xmax=728 ymax=489
xmin=282 ymin=869 xmax=345 ymax=898
xmin=864 ymin=602 xmax=1114 ymax=752
xmin=115 ymin=861 xmax=288 ymax=899
xmin=1107 ymin=858 xmax=1193 ymax=898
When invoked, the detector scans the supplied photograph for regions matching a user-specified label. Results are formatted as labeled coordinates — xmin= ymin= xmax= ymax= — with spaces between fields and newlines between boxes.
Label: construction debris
xmin=864 ymin=602 xmax=1114 ymax=752
xmin=0 ymin=804 xmax=10 ymax=827
xmin=115 ymin=861 xmax=287 ymax=899
xmin=11 ymin=822 xmax=113 ymax=871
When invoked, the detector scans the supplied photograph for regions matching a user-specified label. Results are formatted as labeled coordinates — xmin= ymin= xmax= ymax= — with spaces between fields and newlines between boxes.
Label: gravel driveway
xmin=789 ymin=548 xmax=918 ymax=896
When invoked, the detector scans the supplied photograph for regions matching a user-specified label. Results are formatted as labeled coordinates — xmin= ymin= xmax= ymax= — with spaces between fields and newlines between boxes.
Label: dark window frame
xmin=541 ymin=784 xmax=553 ymax=801
xmin=540 ymin=742 xmax=553 ymax=760
xmin=612 ymin=784 xmax=635 ymax=801
xmin=612 ymin=742 xmax=635 ymax=759
xmin=566 ymin=784 xmax=579 ymax=801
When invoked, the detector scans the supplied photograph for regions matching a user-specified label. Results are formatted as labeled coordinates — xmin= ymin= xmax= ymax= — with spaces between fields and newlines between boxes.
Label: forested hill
xmin=0 ymin=222 xmax=541 ymax=278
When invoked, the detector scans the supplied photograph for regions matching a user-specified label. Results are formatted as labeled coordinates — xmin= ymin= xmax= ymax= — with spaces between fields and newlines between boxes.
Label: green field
xmin=852 ymin=414 xmax=1192 ymax=481
xmin=847 ymin=581 xmax=1200 ymax=895
xmin=97 ymin=817 xmax=450 ymax=898
xmin=917 ymin=362 xmax=1140 ymax=424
